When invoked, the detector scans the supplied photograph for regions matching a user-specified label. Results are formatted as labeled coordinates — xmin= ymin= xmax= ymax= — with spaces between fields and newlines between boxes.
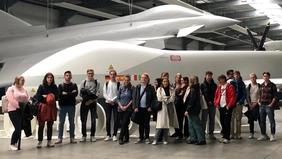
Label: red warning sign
xmin=170 ymin=55 xmax=181 ymax=61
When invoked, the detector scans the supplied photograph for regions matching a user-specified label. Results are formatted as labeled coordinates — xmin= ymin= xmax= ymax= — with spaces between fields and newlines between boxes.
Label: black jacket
xmin=184 ymin=84 xmax=201 ymax=115
xmin=133 ymin=83 xmax=156 ymax=109
xmin=200 ymin=78 xmax=217 ymax=106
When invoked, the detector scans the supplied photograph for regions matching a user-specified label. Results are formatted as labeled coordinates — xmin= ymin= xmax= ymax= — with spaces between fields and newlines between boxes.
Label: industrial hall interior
xmin=1 ymin=0 xmax=282 ymax=159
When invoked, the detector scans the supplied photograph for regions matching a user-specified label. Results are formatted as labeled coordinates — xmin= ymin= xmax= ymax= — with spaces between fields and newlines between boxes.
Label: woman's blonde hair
xmin=189 ymin=76 xmax=199 ymax=88
xmin=13 ymin=75 xmax=24 ymax=85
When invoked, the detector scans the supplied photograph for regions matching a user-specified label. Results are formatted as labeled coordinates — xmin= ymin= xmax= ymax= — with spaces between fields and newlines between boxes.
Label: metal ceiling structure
xmin=1 ymin=0 xmax=282 ymax=50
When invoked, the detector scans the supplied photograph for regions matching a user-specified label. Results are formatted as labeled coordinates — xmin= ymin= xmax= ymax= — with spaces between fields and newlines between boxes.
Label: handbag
xmin=157 ymin=101 xmax=162 ymax=111
xmin=130 ymin=111 xmax=139 ymax=125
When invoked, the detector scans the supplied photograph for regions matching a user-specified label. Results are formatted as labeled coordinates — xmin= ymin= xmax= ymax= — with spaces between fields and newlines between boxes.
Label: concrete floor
xmin=1 ymin=109 xmax=282 ymax=159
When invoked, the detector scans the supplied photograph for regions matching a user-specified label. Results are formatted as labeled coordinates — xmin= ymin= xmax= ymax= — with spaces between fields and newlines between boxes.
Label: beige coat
xmin=156 ymin=87 xmax=179 ymax=129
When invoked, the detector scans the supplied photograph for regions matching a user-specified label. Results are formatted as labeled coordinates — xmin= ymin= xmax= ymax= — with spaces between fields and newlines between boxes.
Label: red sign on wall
xmin=170 ymin=55 xmax=181 ymax=61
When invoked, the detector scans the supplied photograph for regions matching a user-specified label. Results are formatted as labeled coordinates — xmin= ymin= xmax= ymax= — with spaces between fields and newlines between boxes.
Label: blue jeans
xmin=104 ymin=103 xmax=118 ymax=137
xmin=58 ymin=106 xmax=75 ymax=139
xmin=80 ymin=102 xmax=97 ymax=137
xmin=259 ymin=105 xmax=275 ymax=135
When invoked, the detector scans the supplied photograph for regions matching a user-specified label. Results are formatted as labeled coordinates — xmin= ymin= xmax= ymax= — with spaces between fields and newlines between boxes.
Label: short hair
xmin=64 ymin=70 xmax=71 ymax=75
xmin=142 ymin=72 xmax=150 ymax=83
xmin=43 ymin=72 xmax=56 ymax=86
xmin=161 ymin=72 xmax=169 ymax=79
xmin=205 ymin=71 xmax=213 ymax=76
xmin=109 ymin=70 xmax=117 ymax=75
xmin=13 ymin=75 xmax=24 ymax=85
xmin=175 ymin=73 xmax=182 ymax=79
xmin=262 ymin=72 xmax=270 ymax=77
xmin=250 ymin=73 xmax=257 ymax=79
xmin=87 ymin=69 xmax=94 ymax=73
xmin=234 ymin=70 xmax=240 ymax=76
xmin=226 ymin=69 xmax=234 ymax=75
xmin=124 ymin=74 xmax=131 ymax=80
xmin=218 ymin=74 xmax=227 ymax=82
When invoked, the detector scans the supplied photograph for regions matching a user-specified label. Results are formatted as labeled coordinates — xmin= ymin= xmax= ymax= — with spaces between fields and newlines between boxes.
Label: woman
xmin=153 ymin=78 xmax=162 ymax=122
xmin=152 ymin=78 xmax=179 ymax=145
xmin=184 ymin=76 xmax=206 ymax=145
xmin=117 ymin=75 xmax=135 ymax=145
xmin=35 ymin=72 xmax=58 ymax=148
xmin=181 ymin=77 xmax=190 ymax=139
xmin=6 ymin=76 xmax=30 ymax=151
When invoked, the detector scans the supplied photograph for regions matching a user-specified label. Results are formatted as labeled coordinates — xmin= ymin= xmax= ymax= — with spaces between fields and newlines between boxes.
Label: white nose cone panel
xmin=22 ymin=40 xmax=163 ymax=76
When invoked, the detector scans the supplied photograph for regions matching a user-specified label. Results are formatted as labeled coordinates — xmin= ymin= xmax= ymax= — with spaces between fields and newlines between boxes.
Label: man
xmin=103 ymin=70 xmax=120 ymax=142
xmin=133 ymin=73 xmax=156 ymax=144
xmin=214 ymin=75 xmax=236 ymax=144
xmin=200 ymin=71 xmax=217 ymax=139
xmin=226 ymin=69 xmax=234 ymax=83
xmin=257 ymin=72 xmax=277 ymax=142
xmin=246 ymin=73 xmax=260 ymax=139
xmin=230 ymin=70 xmax=246 ymax=139
xmin=79 ymin=69 xmax=100 ymax=142
xmin=55 ymin=71 xmax=78 ymax=144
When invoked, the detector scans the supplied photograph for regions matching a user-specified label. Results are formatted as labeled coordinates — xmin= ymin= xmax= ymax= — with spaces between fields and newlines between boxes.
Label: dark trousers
xmin=219 ymin=107 xmax=233 ymax=140
xmin=104 ymin=103 xmax=118 ymax=137
xmin=184 ymin=115 xmax=189 ymax=138
xmin=118 ymin=111 xmax=132 ymax=140
xmin=175 ymin=103 xmax=184 ymax=137
xmin=248 ymin=106 xmax=260 ymax=134
xmin=138 ymin=108 xmax=151 ymax=140
xmin=38 ymin=121 xmax=54 ymax=141
xmin=9 ymin=110 xmax=21 ymax=145
xmin=80 ymin=102 xmax=97 ymax=137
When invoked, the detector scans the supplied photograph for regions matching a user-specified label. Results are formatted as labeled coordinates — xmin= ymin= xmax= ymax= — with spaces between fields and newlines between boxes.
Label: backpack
xmin=106 ymin=81 xmax=120 ymax=92
xmin=1 ymin=95 xmax=8 ymax=113
xmin=83 ymin=79 xmax=97 ymax=88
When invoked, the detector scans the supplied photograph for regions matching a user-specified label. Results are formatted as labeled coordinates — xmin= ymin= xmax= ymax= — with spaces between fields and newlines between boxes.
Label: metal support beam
xmin=57 ymin=8 xmax=77 ymax=27
xmin=0 ymin=0 xmax=18 ymax=12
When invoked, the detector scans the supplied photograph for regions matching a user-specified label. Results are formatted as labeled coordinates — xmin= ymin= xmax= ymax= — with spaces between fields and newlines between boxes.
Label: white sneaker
xmin=270 ymin=135 xmax=275 ymax=142
xmin=152 ymin=141 xmax=157 ymax=145
xmin=47 ymin=140 xmax=54 ymax=147
xmin=145 ymin=139 xmax=151 ymax=144
xmin=163 ymin=141 xmax=168 ymax=145
xmin=80 ymin=137 xmax=86 ymax=142
xmin=223 ymin=139 xmax=230 ymax=144
xmin=104 ymin=136 xmax=111 ymax=141
xmin=112 ymin=136 xmax=117 ymax=142
xmin=90 ymin=136 xmax=96 ymax=142
xmin=248 ymin=134 xmax=254 ymax=139
xmin=257 ymin=135 xmax=267 ymax=141
xmin=9 ymin=145 xmax=17 ymax=151
xmin=37 ymin=141 xmax=42 ymax=148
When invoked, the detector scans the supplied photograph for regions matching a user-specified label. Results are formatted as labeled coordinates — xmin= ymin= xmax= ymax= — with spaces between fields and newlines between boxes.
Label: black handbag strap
xmin=139 ymin=85 xmax=148 ymax=101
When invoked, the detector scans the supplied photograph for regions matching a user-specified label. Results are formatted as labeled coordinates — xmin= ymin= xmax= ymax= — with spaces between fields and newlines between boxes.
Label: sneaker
xmin=223 ymin=139 xmax=230 ymax=144
xmin=186 ymin=140 xmax=197 ymax=144
xmin=37 ymin=141 xmax=42 ymax=148
xmin=219 ymin=138 xmax=225 ymax=143
xmin=112 ymin=136 xmax=118 ymax=142
xmin=230 ymin=135 xmax=235 ymax=139
xmin=135 ymin=139 xmax=143 ymax=144
xmin=80 ymin=137 xmax=86 ymax=142
xmin=270 ymin=135 xmax=275 ymax=142
xmin=257 ymin=135 xmax=268 ymax=141
xmin=70 ymin=138 xmax=77 ymax=143
xmin=47 ymin=140 xmax=54 ymax=147
xmin=237 ymin=135 xmax=242 ymax=139
xmin=195 ymin=140 xmax=206 ymax=145
xmin=248 ymin=134 xmax=254 ymax=139
xmin=152 ymin=140 xmax=157 ymax=145
xmin=208 ymin=134 xmax=216 ymax=139
xmin=90 ymin=136 xmax=96 ymax=142
xmin=163 ymin=141 xmax=168 ymax=145
xmin=145 ymin=138 xmax=151 ymax=144
xmin=104 ymin=136 xmax=111 ymax=141
xmin=9 ymin=145 xmax=18 ymax=151
xmin=170 ymin=133 xmax=177 ymax=138
xmin=55 ymin=139 xmax=62 ymax=144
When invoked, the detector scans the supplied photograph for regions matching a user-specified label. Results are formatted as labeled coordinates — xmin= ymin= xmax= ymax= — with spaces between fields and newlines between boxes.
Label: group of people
xmin=5 ymin=68 xmax=278 ymax=151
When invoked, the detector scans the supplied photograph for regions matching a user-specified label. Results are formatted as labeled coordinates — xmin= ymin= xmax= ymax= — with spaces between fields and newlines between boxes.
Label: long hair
xmin=155 ymin=78 xmax=162 ymax=90
xmin=189 ymin=76 xmax=199 ymax=88
xmin=43 ymin=72 xmax=56 ymax=86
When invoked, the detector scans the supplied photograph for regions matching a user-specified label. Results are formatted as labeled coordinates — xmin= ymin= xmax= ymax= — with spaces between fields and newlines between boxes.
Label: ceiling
xmin=1 ymin=0 xmax=282 ymax=50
